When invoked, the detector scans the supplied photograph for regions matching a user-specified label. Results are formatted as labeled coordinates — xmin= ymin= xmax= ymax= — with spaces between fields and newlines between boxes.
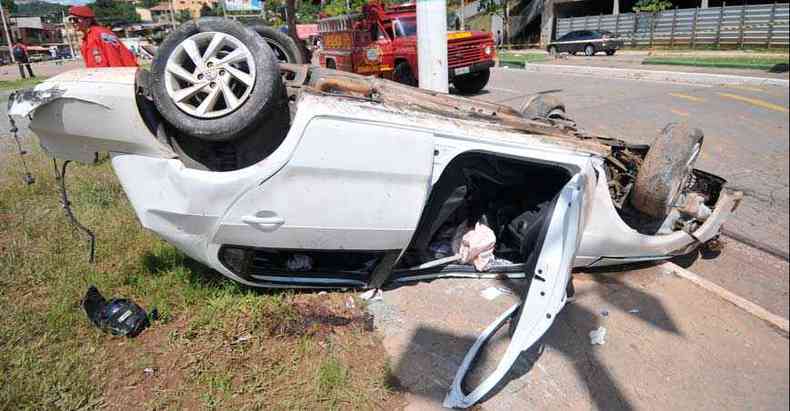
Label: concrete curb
xmin=500 ymin=63 xmax=790 ymax=87
xmin=661 ymin=262 xmax=789 ymax=335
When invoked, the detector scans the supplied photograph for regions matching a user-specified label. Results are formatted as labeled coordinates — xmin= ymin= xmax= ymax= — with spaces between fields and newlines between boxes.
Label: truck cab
xmin=317 ymin=2 xmax=496 ymax=94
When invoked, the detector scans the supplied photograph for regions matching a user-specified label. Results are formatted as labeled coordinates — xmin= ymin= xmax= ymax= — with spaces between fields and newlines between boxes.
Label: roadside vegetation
xmin=643 ymin=55 xmax=789 ymax=71
xmin=0 ymin=77 xmax=46 ymax=92
xmin=498 ymin=51 xmax=547 ymax=67
xmin=0 ymin=147 xmax=402 ymax=409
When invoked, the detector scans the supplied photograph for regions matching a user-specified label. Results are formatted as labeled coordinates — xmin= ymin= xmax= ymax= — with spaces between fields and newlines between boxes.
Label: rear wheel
xmin=606 ymin=49 xmax=616 ymax=56
xmin=393 ymin=60 xmax=417 ymax=87
xmin=584 ymin=44 xmax=595 ymax=56
xmin=452 ymin=68 xmax=490 ymax=94
xmin=151 ymin=17 xmax=283 ymax=142
xmin=631 ymin=123 xmax=704 ymax=219
xmin=250 ymin=24 xmax=304 ymax=64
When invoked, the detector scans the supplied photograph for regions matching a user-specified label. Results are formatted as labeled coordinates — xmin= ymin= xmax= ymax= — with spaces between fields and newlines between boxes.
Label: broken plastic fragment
xmin=589 ymin=326 xmax=607 ymax=345
xmin=83 ymin=286 xmax=151 ymax=338
xmin=360 ymin=288 xmax=383 ymax=301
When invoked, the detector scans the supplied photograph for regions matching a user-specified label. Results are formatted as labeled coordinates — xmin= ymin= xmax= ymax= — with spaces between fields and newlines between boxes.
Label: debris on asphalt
xmin=480 ymin=287 xmax=504 ymax=301
xmin=232 ymin=335 xmax=252 ymax=344
xmin=360 ymin=288 xmax=383 ymax=301
xmin=83 ymin=285 xmax=151 ymax=338
xmin=143 ymin=367 xmax=155 ymax=375
xmin=629 ymin=308 xmax=641 ymax=314
xmin=589 ymin=326 xmax=608 ymax=345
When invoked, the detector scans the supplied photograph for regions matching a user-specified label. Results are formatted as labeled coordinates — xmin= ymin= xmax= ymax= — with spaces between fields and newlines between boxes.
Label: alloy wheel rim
xmin=164 ymin=31 xmax=256 ymax=119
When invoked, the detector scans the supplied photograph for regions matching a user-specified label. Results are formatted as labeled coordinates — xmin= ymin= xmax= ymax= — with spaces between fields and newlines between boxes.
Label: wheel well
xmin=400 ymin=152 xmax=573 ymax=267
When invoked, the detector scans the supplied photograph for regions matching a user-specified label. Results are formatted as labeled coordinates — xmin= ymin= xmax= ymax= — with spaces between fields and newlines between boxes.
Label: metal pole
xmin=416 ymin=0 xmax=448 ymax=93
xmin=459 ymin=0 xmax=464 ymax=30
xmin=0 ymin=5 xmax=15 ymax=63
xmin=169 ymin=0 xmax=177 ymax=29
xmin=766 ymin=2 xmax=777 ymax=48
xmin=62 ymin=10 xmax=75 ymax=60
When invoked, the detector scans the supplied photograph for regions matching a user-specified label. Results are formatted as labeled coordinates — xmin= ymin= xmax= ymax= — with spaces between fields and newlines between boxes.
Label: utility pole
xmin=169 ymin=0 xmax=177 ymax=29
xmin=61 ymin=10 xmax=75 ymax=60
xmin=0 ymin=4 xmax=15 ymax=63
xmin=459 ymin=0 xmax=464 ymax=30
xmin=417 ymin=0 xmax=448 ymax=93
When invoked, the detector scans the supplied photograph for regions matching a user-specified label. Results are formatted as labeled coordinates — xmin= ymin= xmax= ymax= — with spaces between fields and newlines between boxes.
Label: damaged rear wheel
xmin=631 ymin=123 xmax=704 ymax=219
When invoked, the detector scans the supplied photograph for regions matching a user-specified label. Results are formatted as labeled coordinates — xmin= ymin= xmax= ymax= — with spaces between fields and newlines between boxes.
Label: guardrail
xmin=556 ymin=3 xmax=790 ymax=49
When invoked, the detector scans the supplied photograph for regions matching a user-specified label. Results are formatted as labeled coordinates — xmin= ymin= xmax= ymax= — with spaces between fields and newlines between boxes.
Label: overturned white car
xmin=8 ymin=18 xmax=740 ymax=408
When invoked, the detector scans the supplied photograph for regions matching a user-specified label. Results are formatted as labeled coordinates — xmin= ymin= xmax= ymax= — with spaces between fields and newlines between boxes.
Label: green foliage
xmin=176 ymin=9 xmax=192 ymax=22
xmin=633 ymin=0 xmax=673 ymax=13
xmin=296 ymin=1 xmax=320 ymax=24
xmin=477 ymin=0 xmax=505 ymax=17
xmin=321 ymin=0 xmax=367 ymax=18
xmin=1 ymin=0 xmax=16 ymax=13
xmin=140 ymin=0 xmax=160 ymax=9
xmin=200 ymin=3 xmax=219 ymax=17
xmin=89 ymin=0 xmax=141 ymax=26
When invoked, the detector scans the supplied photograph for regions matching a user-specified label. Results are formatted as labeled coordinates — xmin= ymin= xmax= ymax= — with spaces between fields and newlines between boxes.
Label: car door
xmin=443 ymin=173 xmax=586 ymax=408
xmin=556 ymin=32 xmax=573 ymax=53
xmin=213 ymin=117 xmax=435 ymax=252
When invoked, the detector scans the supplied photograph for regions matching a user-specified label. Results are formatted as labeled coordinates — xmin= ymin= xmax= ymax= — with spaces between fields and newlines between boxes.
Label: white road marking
xmin=661 ymin=262 xmax=789 ymax=334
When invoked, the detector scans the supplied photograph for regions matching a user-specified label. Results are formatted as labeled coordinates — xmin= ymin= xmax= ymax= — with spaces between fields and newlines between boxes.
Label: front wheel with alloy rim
xmin=151 ymin=17 xmax=283 ymax=142
xmin=452 ymin=68 xmax=490 ymax=94
xmin=584 ymin=45 xmax=595 ymax=56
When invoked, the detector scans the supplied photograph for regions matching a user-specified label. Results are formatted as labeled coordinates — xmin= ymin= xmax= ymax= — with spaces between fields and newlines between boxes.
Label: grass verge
xmin=498 ymin=52 xmax=548 ymax=68
xmin=0 ymin=146 xmax=402 ymax=409
xmin=0 ymin=76 xmax=46 ymax=92
xmin=642 ymin=56 xmax=789 ymax=71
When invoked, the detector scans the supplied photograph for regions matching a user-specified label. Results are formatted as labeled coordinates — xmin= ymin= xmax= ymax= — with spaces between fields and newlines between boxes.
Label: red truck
xmin=317 ymin=2 xmax=496 ymax=94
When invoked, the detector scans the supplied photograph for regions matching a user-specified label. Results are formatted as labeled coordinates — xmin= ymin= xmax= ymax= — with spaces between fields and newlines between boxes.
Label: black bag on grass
xmin=83 ymin=286 xmax=151 ymax=338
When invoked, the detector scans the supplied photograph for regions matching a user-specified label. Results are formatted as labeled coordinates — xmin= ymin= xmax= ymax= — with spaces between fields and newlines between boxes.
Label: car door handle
xmin=242 ymin=215 xmax=285 ymax=228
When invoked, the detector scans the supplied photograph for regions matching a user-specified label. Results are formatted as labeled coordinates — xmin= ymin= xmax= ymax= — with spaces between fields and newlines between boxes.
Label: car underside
xmin=7 ymin=18 xmax=742 ymax=409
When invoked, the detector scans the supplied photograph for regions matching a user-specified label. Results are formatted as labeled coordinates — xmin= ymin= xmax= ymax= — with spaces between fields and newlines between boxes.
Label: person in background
xmin=12 ymin=41 xmax=35 ymax=79
xmin=496 ymin=30 xmax=502 ymax=47
xmin=68 ymin=6 xmax=137 ymax=68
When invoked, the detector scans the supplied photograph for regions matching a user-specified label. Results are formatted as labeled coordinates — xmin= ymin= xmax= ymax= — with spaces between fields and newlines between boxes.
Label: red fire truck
xmin=317 ymin=2 xmax=496 ymax=94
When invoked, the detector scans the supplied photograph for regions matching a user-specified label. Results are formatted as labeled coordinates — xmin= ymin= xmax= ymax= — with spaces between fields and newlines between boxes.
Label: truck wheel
xmin=452 ymin=68 xmax=490 ymax=94
xmin=250 ymin=24 xmax=304 ymax=64
xmin=520 ymin=95 xmax=566 ymax=120
xmin=631 ymin=123 xmax=704 ymax=219
xmin=151 ymin=18 xmax=283 ymax=142
xmin=393 ymin=61 xmax=417 ymax=87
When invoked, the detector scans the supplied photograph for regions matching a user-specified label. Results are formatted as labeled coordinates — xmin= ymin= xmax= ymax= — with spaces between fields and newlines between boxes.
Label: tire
xmin=250 ymin=24 xmax=304 ymax=64
xmin=584 ymin=44 xmax=595 ymax=56
xmin=631 ymin=123 xmax=704 ymax=219
xmin=606 ymin=49 xmax=616 ymax=56
xmin=452 ymin=68 xmax=490 ymax=94
xmin=151 ymin=17 xmax=283 ymax=142
xmin=520 ymin=94 xmax=566 ymax=120
xmin=325 ymin=58 xmax=336 ymax=69
xmin=393 ymin=60 xmax=417 ymax=87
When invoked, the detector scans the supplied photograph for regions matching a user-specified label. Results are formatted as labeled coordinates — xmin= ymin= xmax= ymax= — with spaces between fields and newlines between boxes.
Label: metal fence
xmin=556 ymin=3 xmax=790 ymax=49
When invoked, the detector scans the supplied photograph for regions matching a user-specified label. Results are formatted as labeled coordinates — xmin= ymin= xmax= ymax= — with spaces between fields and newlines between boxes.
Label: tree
xmin=176 ymin=9 xmax=192 ymax=23
xmin=200 ymin=3 xmax=219 ymax=17
xmin=478 ymin=0 xmax=509 ymax=44
xmin=633 ymin=0 xmax=673 ymax=13
xmin=296 ymin=1 xmax=320 ymax=24
xmin=1 ymin=0 xmax=16 ymax=14
xmin=140 ymin=0 xmax=160 ymax=9
xmin=89 ymin=0 xmax=141 ymax=26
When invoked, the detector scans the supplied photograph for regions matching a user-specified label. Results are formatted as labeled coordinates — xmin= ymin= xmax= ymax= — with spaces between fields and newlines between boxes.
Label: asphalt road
xmin=477 ymin=67 xmax=790 ymax=260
